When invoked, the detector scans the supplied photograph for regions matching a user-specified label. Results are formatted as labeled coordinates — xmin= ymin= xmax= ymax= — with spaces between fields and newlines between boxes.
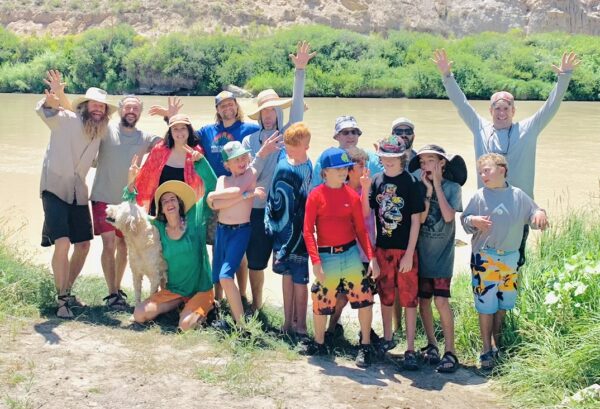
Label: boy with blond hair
xmin=461 ymin=153 xmax=547 ymax=369
xmin=265 ymin=122 xmax=313 ymax=339
xmin=207 ymin=141 xmax=266 ymax=326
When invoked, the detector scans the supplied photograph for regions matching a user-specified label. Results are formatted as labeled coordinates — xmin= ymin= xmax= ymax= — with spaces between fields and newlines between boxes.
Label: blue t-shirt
xmin=197 ymin=121 xmax=260 ymax=177
xmin=265 ymin=157 xmax=313 ymax=262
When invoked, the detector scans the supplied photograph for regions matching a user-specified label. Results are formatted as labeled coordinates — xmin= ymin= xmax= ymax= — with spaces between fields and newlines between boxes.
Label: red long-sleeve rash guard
xmin=303 ymin=184 xmax=374 ymax=265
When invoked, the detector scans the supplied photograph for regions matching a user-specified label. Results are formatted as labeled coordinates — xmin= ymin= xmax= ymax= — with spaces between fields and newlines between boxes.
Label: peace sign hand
xmin=128 ymin=154 xmax=141 ymax=186
xmin=256 ymin=131 xmax=283 ymax=159
xmin=184 ymin=144 xmax=203 ymax=162
xmin=360 ymin=167 xmax=371 ymax=191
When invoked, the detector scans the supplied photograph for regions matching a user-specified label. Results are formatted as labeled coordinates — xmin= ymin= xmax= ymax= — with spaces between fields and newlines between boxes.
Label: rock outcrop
xmin=2 ymin=0 xmax=599 ymax=37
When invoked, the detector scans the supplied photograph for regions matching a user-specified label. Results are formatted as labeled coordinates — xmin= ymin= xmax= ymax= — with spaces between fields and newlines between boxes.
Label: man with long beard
xmin=90 ymin=95 xmax=160 ymax=310
xmin=37 ymin=71 xmax=116 ymax=318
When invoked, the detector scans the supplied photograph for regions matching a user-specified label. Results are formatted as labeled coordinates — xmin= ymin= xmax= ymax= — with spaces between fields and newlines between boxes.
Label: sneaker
xmin=300 ymin=341 xmax=328 ymax=356
xmin=355 ymin=344 xmax=372 ymax=368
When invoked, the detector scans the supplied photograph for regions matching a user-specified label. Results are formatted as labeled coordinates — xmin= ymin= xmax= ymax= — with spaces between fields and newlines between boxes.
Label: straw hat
xmin=248 ymin=89 xmax=292 ymax=120
xmin=168 ymin=114 xmax=192 ymax=128
xmin=154 ymin=180 xmax=196 ymax=214
xmin=71 ymin=87 xmax=117 ymax=115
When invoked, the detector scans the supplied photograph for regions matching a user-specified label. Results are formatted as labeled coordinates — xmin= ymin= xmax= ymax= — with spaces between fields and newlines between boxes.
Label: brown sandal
xmin=56 ymin=295 xmax=74 ymax=319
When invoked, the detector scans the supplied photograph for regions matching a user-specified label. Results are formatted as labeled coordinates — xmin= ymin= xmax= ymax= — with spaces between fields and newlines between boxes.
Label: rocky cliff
xmin=2 ymin=0 xmax=600 ymax=37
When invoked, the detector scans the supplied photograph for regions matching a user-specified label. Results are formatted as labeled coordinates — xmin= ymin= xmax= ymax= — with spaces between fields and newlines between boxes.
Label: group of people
xmin=37 ymin=44 xmax=579 ymax=371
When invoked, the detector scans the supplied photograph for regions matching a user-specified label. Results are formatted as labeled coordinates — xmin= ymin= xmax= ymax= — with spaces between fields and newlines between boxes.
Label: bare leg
xmin=419 ymin=297 xmax=437 ymax=346
xmin=114 ymin=236 xmax=128 ymax=291
xmin=214 ymin=283 xmax=223 ymax=300
xmin=405 ymin=307 xmax=417 ymax=352
xmin=68 ymin=241 xmax=90 ymax=289
xmin=326 ymin=296 xmax=348 ymax=333
xmin=100 ymin=231 xmax=118 ymax=294
xmin=392 ymin=289 xmax=403 ymax=333
xmin=282 ymin=275 xmax=294 ymax=331
xmin=249 ymin=268 xmax=264 ymax=311
xmin=479 ymin=313 xmax=494 ymax=353
xmin=236 ymin=255 xmax=249 ymax=301
xmin=434 ymin=296 xmax=456 ymax=353
xmin=313 ymin=314 xmax=327 ymax=344
xmin=220 ymin=278 xmax=244 ymax=325
xmin=293 ymin=283 xmax=308 ymax=335
xmin=492 ymin=309 xmax=506 ymax=350
xmin=358 ymin=305 xmax=373 ymax=345
xmin=133 ymin=297 xmax=181 ymax=323
xmin=52 ymin=237 xmax=70 ymax=295
xmin=381 ymin=304 xmax=394 ymax=342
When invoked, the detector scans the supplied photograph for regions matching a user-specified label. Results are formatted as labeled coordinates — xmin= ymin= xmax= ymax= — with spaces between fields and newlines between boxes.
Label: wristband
xmin=242 ymin=192 xmax=249 ymax=200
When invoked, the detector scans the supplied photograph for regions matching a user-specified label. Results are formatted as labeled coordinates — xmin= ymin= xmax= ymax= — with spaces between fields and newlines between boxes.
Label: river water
xmin=2 ymin=93 xmax=598 ymax=304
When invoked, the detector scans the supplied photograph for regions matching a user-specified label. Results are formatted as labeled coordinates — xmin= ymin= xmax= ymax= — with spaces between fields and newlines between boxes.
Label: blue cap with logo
xmin=319 ymin=147 xmax=353 ymax=169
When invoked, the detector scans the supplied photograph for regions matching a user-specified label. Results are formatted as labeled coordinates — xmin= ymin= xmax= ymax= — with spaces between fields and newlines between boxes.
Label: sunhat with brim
xmin=221 ymin=140 xmax=251 ymax=162
xmin=319 ymin=147 xmax=353 ymax=169
xmin=248 ymin=89 xmax=292 ymax=120
xmin=168 ymin=114 xmax=192 ymax=128
xmin=72 ymin=87 xmax=117 ymax=116
xmin=154 ymin=180 xmax=196 ymax=215
xmin=391 ymin=117 xmax=415 ymax=130
xmin=333 ymin=115 xmax=362 ymax=137
xmin=408 ymin=144 xmax=468 ymax=186
xmin=375 ymin=135 xmax=406 ymax=158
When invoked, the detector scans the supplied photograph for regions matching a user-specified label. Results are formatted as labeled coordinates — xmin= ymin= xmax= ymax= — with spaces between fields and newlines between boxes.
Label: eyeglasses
xmin=339 ymin=129 xmax=359 ymax=136
xmin=393 ymin=128 xmax=414 ymax=137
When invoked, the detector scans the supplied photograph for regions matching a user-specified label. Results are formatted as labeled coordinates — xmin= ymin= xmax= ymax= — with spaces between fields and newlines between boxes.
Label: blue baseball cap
xmin=319 ymin=147 xmax=353 ymax=169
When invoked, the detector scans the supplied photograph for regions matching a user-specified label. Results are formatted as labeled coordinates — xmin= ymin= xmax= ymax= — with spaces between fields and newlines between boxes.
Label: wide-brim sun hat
xmin=375 ymin=135 xmax=406 ymax=158
xmin=248 ymin=89 xmax=292 ymax=120
xmin=408 ymin=144 xmax=468 ymax=186
xmin=154 ymin=180 xmax=196 ymax=214
xmin=221 ymin=140 xmax=251 ymax=162
xmin=319 ymin=147 xmax=353 ymax=169
xmin=71 ymin=87 xmax=117 ymax=116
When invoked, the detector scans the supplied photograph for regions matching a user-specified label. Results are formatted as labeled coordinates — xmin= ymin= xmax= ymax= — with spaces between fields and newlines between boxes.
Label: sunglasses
xmin=339 ymin=129 xmax=360 ymax=136
xmin=393 ymin=128 xmax=414 ymax=137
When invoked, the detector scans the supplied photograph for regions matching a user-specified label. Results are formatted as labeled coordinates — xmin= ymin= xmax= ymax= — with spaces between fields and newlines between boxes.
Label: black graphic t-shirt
xmin=369 ymin=172 xmax=425 ymax=250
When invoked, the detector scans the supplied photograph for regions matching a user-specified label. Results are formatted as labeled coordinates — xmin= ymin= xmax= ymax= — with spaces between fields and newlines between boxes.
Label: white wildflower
xmin=544 ymin=292 xmax=560 ymax=305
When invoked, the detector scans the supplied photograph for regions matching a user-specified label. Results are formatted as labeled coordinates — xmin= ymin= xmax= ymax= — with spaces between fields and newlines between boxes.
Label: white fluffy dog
xmin=105 ymin=201 xmax=167 ymax=304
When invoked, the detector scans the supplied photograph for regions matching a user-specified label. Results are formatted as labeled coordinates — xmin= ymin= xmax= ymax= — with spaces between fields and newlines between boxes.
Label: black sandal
xmin=420 ymin=343 xmax=441 ymax=364
xmin=436 ymin=351 xmax=459 ymax=373
xmin=56 ymin=295 xmax=74 ymax=319
xmin=103 ymin=293 xmax=129 ymax=311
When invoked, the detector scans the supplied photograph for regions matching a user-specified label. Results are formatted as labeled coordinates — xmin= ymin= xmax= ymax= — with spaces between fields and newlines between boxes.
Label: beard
xmin=80 ymin=105 xmax=109 ymax=140
xmin=120 ymin=113 xmax=139 ymax=128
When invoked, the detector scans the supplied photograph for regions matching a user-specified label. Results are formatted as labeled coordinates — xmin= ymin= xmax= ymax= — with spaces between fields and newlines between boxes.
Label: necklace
xmin=486 ymin=123 xmax=513 ymax=155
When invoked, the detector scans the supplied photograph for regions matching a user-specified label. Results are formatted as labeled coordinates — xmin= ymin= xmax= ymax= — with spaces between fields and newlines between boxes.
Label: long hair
xmin=215 ymin=101 xmax=245 ymax=124
xmin=78 ymin=102 xmax=110 ymax=140
xmin=162 ymin=124 xmax=199 ymax=149
xmin=155 ymin=194 xmax=186 ymax=223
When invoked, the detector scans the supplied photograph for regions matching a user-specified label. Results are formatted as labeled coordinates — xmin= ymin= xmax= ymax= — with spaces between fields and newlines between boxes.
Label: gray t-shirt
xmin=417 ymin=179 xmax=463 ymax=278
xmin=90 ymin=123 xmax=159 ymax=204
xmin=461 ymin=184 xmax=539 ymax=253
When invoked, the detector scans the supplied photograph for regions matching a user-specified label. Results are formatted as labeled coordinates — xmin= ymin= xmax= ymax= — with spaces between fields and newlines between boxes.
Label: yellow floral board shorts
xmin=470 ymin=249 xmax=519 ymax=314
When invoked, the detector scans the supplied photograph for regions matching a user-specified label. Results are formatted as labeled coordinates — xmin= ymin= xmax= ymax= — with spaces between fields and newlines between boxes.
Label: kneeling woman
xmin=131 ymin=157 xmax=217 ymax=330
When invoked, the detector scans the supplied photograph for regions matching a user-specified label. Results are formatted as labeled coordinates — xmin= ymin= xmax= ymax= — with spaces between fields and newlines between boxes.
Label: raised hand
xmin=257 ymin=131 xmax=283 ymax=158
xmin=432 ymin=49 xmax=453 ymax=76
xmin=43 ymin=70 xmax=66 ymax=95
xmin=148 ymin=97 xmax=183 ymax=118
xmin=43 ymin=89 xmax=60 ymax=110
xmin=360 ymin=167 xmax=371 ymax=191
xmin=183 ymin=144 xmax=203 ymax=162
xmin=289 ymin=41 xmax=316 ymax=70
xmin=128 ymin=154 xmax=141 ymax=186
xmin=420 ymin=170 xmax=433 ymax=193
xmin=552 ymin=51 xmax=581 ymax=74
xmin=432 ymin=161 xmax=443 ymax=187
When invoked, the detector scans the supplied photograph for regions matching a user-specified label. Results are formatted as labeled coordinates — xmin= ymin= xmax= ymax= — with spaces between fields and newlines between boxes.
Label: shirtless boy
xmin=207 ymin=141 xmax=265 ymax=325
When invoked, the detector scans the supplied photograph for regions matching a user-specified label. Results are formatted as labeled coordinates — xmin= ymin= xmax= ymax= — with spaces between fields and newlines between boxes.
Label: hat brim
xmin=72 ymin=97 xmax=118 ymax=116
xmin=375 ymin=151 xmax=405 ymax=158
xmin=154 ymin=180 xmax=196 ymax=215
xmin=323 ymin=162 xmax=353 ymax=169
xmin=248 ymin=98 xmax=292 ymax=120
xmin=169 ymin=120 xmax=192 ymax=128
xmin=408 ymin=153 xmax=468 ymax=186
xmin=223 ymin=148 xmax=251 ymax=162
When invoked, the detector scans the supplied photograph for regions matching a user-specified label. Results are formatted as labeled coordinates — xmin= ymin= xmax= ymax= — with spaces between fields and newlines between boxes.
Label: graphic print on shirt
xmin=376 ymin=183 xmax=405 ymax=237
xmin=491 ymin=203 xmax=509 ymax=216
xmin=210 ymin=131 xmax=235 ymax=153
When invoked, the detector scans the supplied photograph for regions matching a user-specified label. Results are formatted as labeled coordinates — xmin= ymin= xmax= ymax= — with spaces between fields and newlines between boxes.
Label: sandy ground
xmin=0 ymin=318 xmax=502 ymax=409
